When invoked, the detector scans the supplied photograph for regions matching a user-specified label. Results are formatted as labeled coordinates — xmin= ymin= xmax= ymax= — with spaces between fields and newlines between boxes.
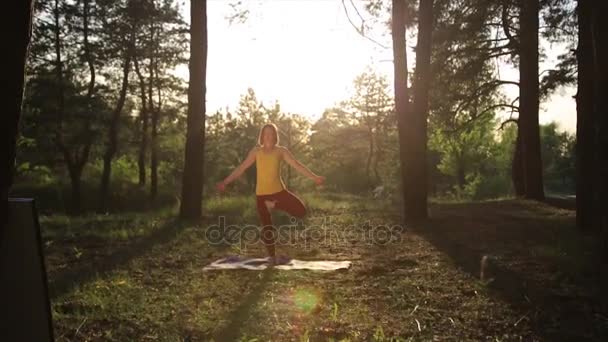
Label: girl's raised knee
xmin=295 ymin=205 xmax=307 ymax=218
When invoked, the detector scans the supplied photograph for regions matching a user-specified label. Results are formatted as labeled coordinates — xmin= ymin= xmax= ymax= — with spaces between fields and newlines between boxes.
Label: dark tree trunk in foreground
xmin=180 ymin=0 xmax=207 ymax=219
xmin=592 ymin=1 xmax=608 ymax=251
xmin=4 ymin=0 xmax=34 ymax=224
xmin=392 ymin=0 xmax=433 ymax=222
xmin=575 ymin=0 xmax=594 ymax=231
xmin=518 ymin=0 xmax=544 ymax=200
xmin=409 ymin=0 xmax=433 ymax=219
xmin=99 ymin=51 xmax=132 ymax=212
xmin=575 ymin=0 xmax=608 ymax=258
xmin=392 ymin=0 xmax=410 ymax=222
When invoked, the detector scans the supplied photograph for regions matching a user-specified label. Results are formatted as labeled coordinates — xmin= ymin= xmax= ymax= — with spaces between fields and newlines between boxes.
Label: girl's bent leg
xmin=274 ymin=189 xmax=307 ymax=218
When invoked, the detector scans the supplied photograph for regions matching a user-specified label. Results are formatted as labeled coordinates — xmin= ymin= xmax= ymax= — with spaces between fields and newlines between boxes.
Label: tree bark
xmin=133 ymin=55 xmax=148 ymax=187
xmin=71 ymin=0 xmax=95 ymax=214
xmin=592 ymin=0 xmax=608 ymax=255
xmin=151 ymin=109 xmax=158 ymax=198
xmin=99 ymin=50 xmax=132 ymax=212
xmin=575 ymin=0 xmax=594 ymax=231
xmin=408 ymin=0 xmax=433 ymax=220
xmin=68 ymin=166 xmax=83 ymax=213
xmin=179 ymin=0 xmax=207 ymax=219
xmin=4 ymin=0 xmax=34 ymax=232
xmin=53 ymin=0 xmax=81 ymax=214
xmin=83 ymin=0 xmax=95 ymax=101
xmin=519 ymin=0 xmax=544 ymax=200
xmin=151 ymin=55 xmax=160 ymax=199
xmin=512 ymin=128 xmax=525 ymax=196
xmin=392 ymin=0 xmax=410 ymax=222
xmin=50 ymin=0 xmax=96 ymax=215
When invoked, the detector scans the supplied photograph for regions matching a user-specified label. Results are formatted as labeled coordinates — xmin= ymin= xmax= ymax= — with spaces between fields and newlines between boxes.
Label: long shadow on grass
xmin=212 ymin=267 xmax=275 ymax=341
xmin=409 ymin=200 xmax=608 ymax=341
xmin=48 ymin=218 xmax=229 ymax=299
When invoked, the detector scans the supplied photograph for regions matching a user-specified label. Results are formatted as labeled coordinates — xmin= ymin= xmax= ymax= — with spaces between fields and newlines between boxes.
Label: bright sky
xmin=176 ymin=0 xmax=576 ymax=133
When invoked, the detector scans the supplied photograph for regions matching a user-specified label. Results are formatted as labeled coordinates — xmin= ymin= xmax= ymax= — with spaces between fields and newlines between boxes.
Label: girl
xmin=216 ymin=123 xmax=325 ymax=265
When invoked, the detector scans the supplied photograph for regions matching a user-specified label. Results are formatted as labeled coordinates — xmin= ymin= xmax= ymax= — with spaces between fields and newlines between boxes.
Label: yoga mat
xmin=203 ymin=255 xmax=352 ymax=271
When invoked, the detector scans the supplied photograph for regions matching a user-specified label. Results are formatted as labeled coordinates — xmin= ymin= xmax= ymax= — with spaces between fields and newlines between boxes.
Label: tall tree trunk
xmin=150 ymin=108 xmax=158 ymax=198
xmin=53 ymin=0 xmax=65 ymax=147
xmin=151 ymin=56 xmax=161 ymax=199
xmin=148 ymin=24 xmax=159 ymax=199
xmin=4 ymin=0 xmax=34 ymax=234
xmin=592 ymin=1 xmax=608 ymax=256
xmin=408 ymin=0 xmax=433 ymax=220
xmin=83 ymin=0 xmax=95 ymax=101
xmin=180 ymin=0 xmax=207 ymax=219
xmin=512 ymin=128 xmax=525 ymax=196
xmin=65 ymin=143 xmax=91 ymax=215
xmin=68 ymin=165 xmax=83 ymax=213
xmin=519 ymin=0 xmax=544 ymax=200
xmin=99 ymin=51 xmax=132 ymax=212
xmin=71 ymin=0 xmax=95 ymax=214
xmin=133 ymin=55 xmax=148 ymax=187
xmin=51 ymin=0 xmax=95 ymax=215
xmin=501 ymin=0 xmax=525 ymax=198
xmin=575 ymin=0 xmax=594 ymax=231
xmin=53 ymin=0 xmax=79 ymax=213
xmin=392 ymin=0 xmax=410 ymax=221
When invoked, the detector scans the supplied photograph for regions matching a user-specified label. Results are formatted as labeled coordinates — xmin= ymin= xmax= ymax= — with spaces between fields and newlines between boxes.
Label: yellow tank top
xmin=255 ymin=146 xmax=286 ymax=195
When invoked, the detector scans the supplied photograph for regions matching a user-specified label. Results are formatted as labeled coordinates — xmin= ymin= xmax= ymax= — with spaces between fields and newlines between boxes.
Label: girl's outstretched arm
xmin=280 ymin=147 xmax=324 ymax=184
xmin=217 ymin=146 xmax=257 ymax=191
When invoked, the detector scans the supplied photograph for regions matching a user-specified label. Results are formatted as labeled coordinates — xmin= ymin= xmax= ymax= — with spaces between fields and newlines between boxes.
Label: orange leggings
xmin=256 ymin=189 xmax=307 ymax=257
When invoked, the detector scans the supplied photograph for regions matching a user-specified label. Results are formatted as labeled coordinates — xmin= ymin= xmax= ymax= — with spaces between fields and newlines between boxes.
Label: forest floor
xmin=41 ymin=192 xmax=608 ymax=341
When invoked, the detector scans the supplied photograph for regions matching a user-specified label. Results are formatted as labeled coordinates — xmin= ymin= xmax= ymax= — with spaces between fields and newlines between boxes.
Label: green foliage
xmin=19 ymin=0 xmax=576 ymax=213
xmin=18 ymin=0 xmax=188 ymax=214
xmin=540 ymin=122 xmax=576 ymax=194
xmin=429 ymin=107 xmax=512 ymax=200
xmin=430 ymin=117 xmax=575 ymax=201
xmin=310 ymin=69 xmax=398 ymax=195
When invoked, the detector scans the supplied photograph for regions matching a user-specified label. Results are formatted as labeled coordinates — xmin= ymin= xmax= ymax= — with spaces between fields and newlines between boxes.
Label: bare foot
xmin=264 ymin=200 xmax=277 ymax=210
xmin=267 ymin=255 xmax=277 ymax=267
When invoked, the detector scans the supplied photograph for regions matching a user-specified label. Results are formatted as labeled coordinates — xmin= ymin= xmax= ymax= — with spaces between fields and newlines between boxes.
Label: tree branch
xmin=341 ymin=0 xmax=389 ymax=49
xmin=479 ymin=103 xmax=520 ymax=116
xmin=486 ymin=51 xmax=516 ymax=59
xmin=501 ymin=0 xmax=519 ymax=49
xmin=451 ymin=80 xmax=520 ymax=115
xmin=499 ymin=118 xmax=518 ymax=130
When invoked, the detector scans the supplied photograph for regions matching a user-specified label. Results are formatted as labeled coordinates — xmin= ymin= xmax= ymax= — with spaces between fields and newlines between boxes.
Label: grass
xmin=40 ymin=191 xmax=608 ymax=341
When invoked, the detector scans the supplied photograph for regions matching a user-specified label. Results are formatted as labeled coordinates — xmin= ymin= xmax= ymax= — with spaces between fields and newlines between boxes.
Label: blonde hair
xmin=257 ymin=123 xmax=280 ymax=146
